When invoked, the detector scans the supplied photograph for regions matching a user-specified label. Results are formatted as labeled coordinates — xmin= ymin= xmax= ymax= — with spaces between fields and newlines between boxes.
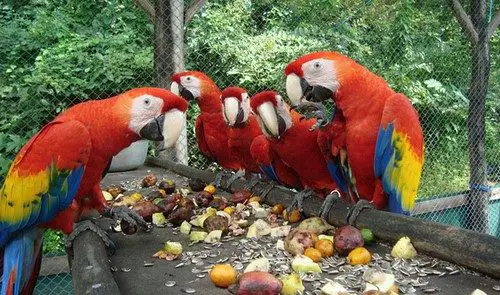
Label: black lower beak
xmin=300 ymin=78 xmax=333 ymax=103
xmin=139 ymin=114 xmax=165 ymax=141
xmin=179 ymin=85 xmax=195 ymax=101
xmin=233 ymin=104 xmax=246 ymax=128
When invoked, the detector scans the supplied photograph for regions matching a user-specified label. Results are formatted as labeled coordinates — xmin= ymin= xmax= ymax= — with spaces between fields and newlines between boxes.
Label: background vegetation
xmin=1 ymin=0 xmax=499 ymax=253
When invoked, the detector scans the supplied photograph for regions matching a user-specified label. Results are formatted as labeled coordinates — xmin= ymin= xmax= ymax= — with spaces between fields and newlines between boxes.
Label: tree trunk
xmin=154 ymin=0 xmax=188 ymax=164
xmin=464 ymin=0 xmax=491 ymax=233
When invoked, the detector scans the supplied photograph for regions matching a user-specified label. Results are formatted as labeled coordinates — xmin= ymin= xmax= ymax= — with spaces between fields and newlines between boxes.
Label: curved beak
xmin=139 ymin=109 xmax=186 ymax=148
xmin=162 ymin=109 xmax=186 ymax=148
xmin=170 ymin=81 xmax=194 ymax=101
xmin=223 ymin=97 xmax=245 ymax=127
xmin=286 ymin=74 xmax=333 ymax=105
xmin=257 ymin=102 xmax=287 ymax=138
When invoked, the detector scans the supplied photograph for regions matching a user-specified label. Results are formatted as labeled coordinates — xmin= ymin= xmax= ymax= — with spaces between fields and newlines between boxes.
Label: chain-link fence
xmin=0 ymin=0 xmax=498 ymax=294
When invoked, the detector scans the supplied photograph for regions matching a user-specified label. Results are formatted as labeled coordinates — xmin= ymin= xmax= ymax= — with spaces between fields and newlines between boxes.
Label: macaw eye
xmin=313 ymin=61 xmax=321 ymax=69
xmin=144 ymin=97 xmax=151 ymax=105
xmin=186 ymin=76 xmax=192 ymax=82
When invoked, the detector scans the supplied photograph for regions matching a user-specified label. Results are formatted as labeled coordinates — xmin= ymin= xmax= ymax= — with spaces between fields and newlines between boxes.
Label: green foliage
xmin=43 ymin=230 xmax=65 ymax=254
xmin=0 ymin=0 xmax=499 ymax=196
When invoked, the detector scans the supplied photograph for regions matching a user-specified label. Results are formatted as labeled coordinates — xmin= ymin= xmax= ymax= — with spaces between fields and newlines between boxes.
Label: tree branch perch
xmin=487 ymin=11 xmax=500 ymax=40
xmin=450 ymin=0 xmax=479 ymax=44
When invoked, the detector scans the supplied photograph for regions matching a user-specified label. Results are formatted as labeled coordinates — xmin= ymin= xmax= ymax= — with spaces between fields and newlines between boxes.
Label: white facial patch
xmin=286 ymin=73 xmax=303 ymax=106
xmin=302 ymin=58 xmax=339 ymax=93
xmin=129 ymin=95 xmax=164 ymax=134
xmin=180 ymin=76 xmax=202 ymax=99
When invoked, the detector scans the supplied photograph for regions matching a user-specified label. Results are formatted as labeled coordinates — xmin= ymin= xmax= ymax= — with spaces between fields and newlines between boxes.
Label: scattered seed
xmin=121 ymin=267 xmax=131 ymax=272
xmin=143 ymin=261 xmax=154 ymax=267
xmin=182 ymin=288 xmax=196 ymax=293
xmin=493 ymin=285 xmax=500 ymax=291
xmin=175 ymin=263 xmax=185 ymax=268
xmin=165 ymin=281 xmax=176 ymax=287
xmin=196 ymin=274 xmax=206 ymax=278
xmin=423 ymin=288 xmax=437 ymax=293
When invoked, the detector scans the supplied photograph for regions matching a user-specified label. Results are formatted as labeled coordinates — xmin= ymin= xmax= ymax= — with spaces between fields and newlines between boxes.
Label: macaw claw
xmin=318 ymin=190 xmax=342 ymax=219
xmin=295 ymin=101 xmax=331 ymax=130
xmin=103 ymin=205 xmax=150 ymax=232
xmin=345 ymin=199 xmax=374 ymax=226
xmin=287 ymin=188 xmax=316 ymax=213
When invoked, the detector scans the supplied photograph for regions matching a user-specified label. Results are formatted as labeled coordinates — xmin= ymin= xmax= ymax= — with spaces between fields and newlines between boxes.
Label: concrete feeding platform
xmin=68 ymin=164 xmax=500 ymax=295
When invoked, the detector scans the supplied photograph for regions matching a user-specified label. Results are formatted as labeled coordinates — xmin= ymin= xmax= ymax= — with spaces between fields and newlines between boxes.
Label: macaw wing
xmin=0 ymin=120 xmax=91 ymax=246
xmin=195 ymin=116 xmax=212 ymax=158
xmin=374 ymin=94 xmax=424 ymax=215
xmin=250 ymin=135 xmax=280 ymax=184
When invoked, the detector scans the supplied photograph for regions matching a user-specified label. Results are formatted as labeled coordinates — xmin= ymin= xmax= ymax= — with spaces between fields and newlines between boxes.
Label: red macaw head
xmin=114 ymin=87 xmax=188 ymax=148
xmin=250 ymin=90 xmax=292 ymax=139
xmin=220 ymin=86 xmax=250 ymax=127
xmin=284 ymin=51 xmax=353 ymax=106
xmin=170 ymin=71 xmax=221 ymax=113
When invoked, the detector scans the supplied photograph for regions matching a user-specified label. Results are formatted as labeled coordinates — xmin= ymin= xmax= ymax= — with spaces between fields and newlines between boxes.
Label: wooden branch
xmin=185 ymin=0 xmax=207 ymax=25
xmin=69 ymin=230 xmax=121 ymax=295
xmin=450 ymin=0 xmax=479 ymax=44
xmin=487 ymin=11 xmax=500 ymax=40
xmin=133 ymin=0 xmax=155 ymax=21
xmin=147 ymin=157 xmax=500 ymax=279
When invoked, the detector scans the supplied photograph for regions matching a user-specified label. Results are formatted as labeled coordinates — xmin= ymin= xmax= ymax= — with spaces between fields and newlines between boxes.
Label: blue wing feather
xmin=259 ymin=164 xmax=281 ymax=185
xmin=326 ymin=160 xmax=348 ymax=193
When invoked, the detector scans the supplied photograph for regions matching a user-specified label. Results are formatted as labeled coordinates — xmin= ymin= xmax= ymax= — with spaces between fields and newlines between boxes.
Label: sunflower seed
xmin=182 ymin=288 xmax=196 ymax=293
xmin=448 ymin=270 xmax=460 ymax=275
xmin=423 ymin=288 xmax=437 ymax=293
xmin=143 ymin=261 xmax=154 ymax=267
xmin=165 ymin=281 xmax=176 ymax=287
xmin=196 ymin=274 xmax=206 ymax=278
xmin=110 ymin=266 xmax=118 ymax=272
xmin=175 ymin=263 xmax=185 ymax=268
xmin=493 ymin=285 xmax=500 ymax=291
xmin=121 ymin=267 xmax=131 ymax=272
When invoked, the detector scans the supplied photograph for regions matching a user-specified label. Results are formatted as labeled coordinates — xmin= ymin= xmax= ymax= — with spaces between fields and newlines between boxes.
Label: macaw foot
xmin=318 ymin=190 xmax=342 ymax=220
xmin=102 ymin=205 xmax=151 ymax=234
xmin=65 ymin=219 xmax=116 ymax=256
xmin=226 ymin=169 xmax=246 ymax=188
xmin=243 ymin=173 xmax=261 ymax=191
xmin=345 ymin=199 xmax=374 ymax=226
xmin=287 ymin=188 xmax=316 ymax=214
xmin=212 ymin=171 xmax=232 ymax=189
xmin=295 ymin=101 xmax=330 ymax=130
xmin=255 ymin=180 xmax=279 ymax=202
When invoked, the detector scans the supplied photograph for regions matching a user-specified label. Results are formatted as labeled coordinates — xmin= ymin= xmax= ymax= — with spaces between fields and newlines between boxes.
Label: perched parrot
xmin=285 ymin=51 xmax=424 ymax=215
xmin=220 ymin=86 xmax=262 ymax=175
xmin=170 ymin=72 xmax=241 ymax=184
xmin=0 ymin=88 xmax=188 ymax=295
xmin=250 ymin=90 xmax=343 ymax=214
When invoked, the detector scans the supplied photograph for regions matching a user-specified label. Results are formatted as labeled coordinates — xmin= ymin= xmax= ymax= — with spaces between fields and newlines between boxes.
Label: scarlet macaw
xmin=250 ymin=90 xmax=343 ymax=215
xmin=220 ymin=86 xmax=301 ymax=190
xmin=220 ymin=86 xmax=262 ymax=174
xmin=285 ymin=51 xmax=424 ymax=217
xmin=0 ymin=88 xmax=188 ymax=295
xmin=170 ymin=72 xmax=241 ymax=187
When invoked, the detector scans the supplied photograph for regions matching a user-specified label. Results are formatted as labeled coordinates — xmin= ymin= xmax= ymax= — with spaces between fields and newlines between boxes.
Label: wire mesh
xmin=0 ymin=0 xmax=498 ymax=294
